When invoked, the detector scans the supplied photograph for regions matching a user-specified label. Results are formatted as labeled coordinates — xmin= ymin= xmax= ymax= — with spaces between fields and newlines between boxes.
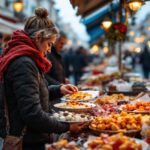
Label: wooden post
xmin=118 ymin=0 xmax=123 ymax=72
xmin=118 ymin=41 xmax=122 ymax=71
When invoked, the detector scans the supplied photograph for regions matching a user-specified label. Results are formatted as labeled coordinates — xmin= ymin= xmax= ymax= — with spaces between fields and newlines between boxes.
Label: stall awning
xmin=69 ymin=0 xmax=121 ymax=45
xmin=70 ymin=0 xmax=112 ymax=17
xmin=0 ymin=18 xmax=23 ymax=34
xmin=81 ymin=2 xmax=120 ymax=44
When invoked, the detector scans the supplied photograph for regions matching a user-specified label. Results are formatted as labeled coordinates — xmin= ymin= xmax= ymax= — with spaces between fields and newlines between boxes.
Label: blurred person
xmin=123 ymin=50 xmax=137 ymax=70
xmin=131 ymin=53 xmax=137 ymax=70
xmin=45 ymin=33 xmax=69 ymax=84
xmin=0 ymin=7 xmax=83 ymax=150
xmin=72 ymin=47 xmax=88 ymax=85
xmin=140 ymin=45 xmax=150 ymax=78
xmin=61 ymin=47 xmax=71 ymax=79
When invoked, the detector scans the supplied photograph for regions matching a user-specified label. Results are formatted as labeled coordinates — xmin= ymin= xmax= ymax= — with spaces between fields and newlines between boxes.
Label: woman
xmin=0 ymin=7 xmax=81 ymax=150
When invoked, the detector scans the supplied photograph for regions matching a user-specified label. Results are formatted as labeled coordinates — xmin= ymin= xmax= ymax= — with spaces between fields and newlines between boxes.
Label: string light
xmin=127 ymin=0 xmax=144 ymax=11
xmin=91 ymin=45 xmax=99 ymax=54
xmin=13 ymin=0 xmax=24 ymax=12
xmin=101 ymin=18 xmax=112 ymax=30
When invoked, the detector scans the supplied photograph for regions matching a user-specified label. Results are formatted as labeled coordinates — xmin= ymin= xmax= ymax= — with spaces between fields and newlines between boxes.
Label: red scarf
xmin=0 ymin=30 xmax=52 ymax=80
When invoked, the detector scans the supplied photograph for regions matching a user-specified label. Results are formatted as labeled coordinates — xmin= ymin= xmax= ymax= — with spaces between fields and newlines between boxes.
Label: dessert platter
xmin=95 ymin=94 xmax=130 ymax=105
xmin=51 ymin=111 xmax=93 ymax=123
xmin=91 ymin=104 xmax=119 ymax=116
xmin=54 ymin=101 xmax=96 ymax=112
xmin=61 ymin=91 xmax=99 ymax=102
xmin=46 ymin=134 xmax=149 ymax=150
xmin=89 ymin=112 xmax=142 ymax=136
xmin=45 ymin=139 xmax=80 ymax=150
xmin=82 ymin=72 xmax=121 ymax=86
xmin=84 ymin=133 xmax=148 ymax=150
xmin=122 ymin=101 xmax=150 ymax=114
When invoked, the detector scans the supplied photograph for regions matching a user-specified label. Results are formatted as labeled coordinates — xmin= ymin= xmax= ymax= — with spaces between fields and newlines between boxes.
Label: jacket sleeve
xmin=48 ymin=85 xmax=64 ymax=100
xmin=9 ymin=60 xmax=69 ymax=133
xmin=45 ymin=74 xmax=61 ymax=85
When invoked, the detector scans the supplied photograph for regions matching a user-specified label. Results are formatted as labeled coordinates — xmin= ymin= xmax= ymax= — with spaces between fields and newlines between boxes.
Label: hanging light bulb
xmin=13 ymin=0 xmax=24 ymax=12
xmin=127 ymin=0 xmax=144 ymax=11
xmin=101 ymin=18 xmax=112 ymax=30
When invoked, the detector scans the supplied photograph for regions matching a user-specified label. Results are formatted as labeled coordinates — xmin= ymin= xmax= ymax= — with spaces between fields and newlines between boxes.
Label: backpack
xmin=0 ymin=81 xmax=7 ymax=138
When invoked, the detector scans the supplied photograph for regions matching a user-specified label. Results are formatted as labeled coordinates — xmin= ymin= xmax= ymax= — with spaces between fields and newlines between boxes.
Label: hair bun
xmin=35 ymin=7 xmax=49 ymax=18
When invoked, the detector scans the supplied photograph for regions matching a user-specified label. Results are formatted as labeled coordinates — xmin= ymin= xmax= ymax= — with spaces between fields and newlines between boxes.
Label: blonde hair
xmin=24 ymin=7 xmax=59 ymax=39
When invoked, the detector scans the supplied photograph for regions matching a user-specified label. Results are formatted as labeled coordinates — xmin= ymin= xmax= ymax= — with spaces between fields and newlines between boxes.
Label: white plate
xmin=54 ymin=102 xmax=96 ymax=110
xmin=61 ymin=91 xmax=99 ymax=102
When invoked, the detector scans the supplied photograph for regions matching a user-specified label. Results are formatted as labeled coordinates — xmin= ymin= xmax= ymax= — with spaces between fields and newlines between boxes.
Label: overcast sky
xmin=54 ymin=0 xmax=90 ymax=42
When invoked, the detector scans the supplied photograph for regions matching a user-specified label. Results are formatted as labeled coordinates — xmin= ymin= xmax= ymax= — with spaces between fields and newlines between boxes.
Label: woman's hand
xmin=69 ymin=123 xmax=85 ymax=134
xmin=60 ymin=84 xmax=78 ymax=95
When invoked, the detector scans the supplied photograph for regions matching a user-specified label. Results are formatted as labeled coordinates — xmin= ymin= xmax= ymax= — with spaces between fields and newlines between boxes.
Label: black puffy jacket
xmin=4 ymin=56 xmax=69 ymax=145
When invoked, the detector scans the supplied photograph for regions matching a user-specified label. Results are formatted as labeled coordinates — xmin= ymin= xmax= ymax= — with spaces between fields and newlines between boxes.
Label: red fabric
xmin=145 ymin=138 xmax=150 ymax=144
xmin=92 ymin=70 xmax=103 ymax=75
xmin=0 ymin=30 xmax=52 ymax=80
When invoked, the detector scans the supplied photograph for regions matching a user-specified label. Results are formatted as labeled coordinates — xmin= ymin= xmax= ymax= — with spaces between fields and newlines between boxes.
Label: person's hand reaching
xmin=69 ymin=123 xmax=86 ymax=134
xmin=60 ymin=84 xmax=78 ymax=95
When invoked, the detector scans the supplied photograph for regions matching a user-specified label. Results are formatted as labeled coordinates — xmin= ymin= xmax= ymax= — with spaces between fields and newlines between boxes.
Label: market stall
xmin=45 ymin=88 xmax=150 ymax=149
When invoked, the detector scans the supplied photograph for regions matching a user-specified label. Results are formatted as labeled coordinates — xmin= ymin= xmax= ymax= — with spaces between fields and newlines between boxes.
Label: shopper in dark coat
xmin=45 ymin=34 xmax=67 ymax=85
xmin=0 ymin=7 xmax=82 ymax=150
xmin=140 ymin=45 xmax=150 ymax=78
xmin=72 ymin=47 xmax=88 ymax=85
xmin=62 ymin=48 xmax=73 ymax=79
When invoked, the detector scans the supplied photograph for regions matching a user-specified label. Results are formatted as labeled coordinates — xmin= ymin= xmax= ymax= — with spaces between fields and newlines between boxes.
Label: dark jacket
xmin=45 ymin=47 xmax=66 ymax=85
xmin=61 ymin=51 xmax=71 ymax=78
xmin=140 ymin=49 xmax=150 ymax=70
xmin=72 ymin=52 xmax=87 ymax=73
xmin=4 ymin=56 xmax=69 ymax=145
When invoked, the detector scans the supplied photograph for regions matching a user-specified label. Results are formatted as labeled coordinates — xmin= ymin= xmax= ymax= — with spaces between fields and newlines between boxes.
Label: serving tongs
xmin=131 ymin=92 xmax=146 ymax=101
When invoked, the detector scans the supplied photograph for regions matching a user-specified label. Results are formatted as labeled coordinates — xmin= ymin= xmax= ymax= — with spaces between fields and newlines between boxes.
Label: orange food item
xmin=47 ymin=139 xmax=80 ymax=150
xmin=95 ymin=94 xmax=129 ymax=104
xmin=66 ymin=92 xmax=92 ymax=101
xmin=87 ymin=134 xmax=142 ymax=150
xmin=123 ymin=102 xmax=150 ymax=111
xmin=90 ymin=112 xmax=142 ymax=131
xmin=65 ymin=101 xmax=89 ymax=108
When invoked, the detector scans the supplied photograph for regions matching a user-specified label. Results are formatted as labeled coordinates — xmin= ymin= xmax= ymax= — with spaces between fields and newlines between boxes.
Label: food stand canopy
xmin=70 ymin=0 xmax=112 ymax=17
xmin=69 ymin=0 xmax=121 ymax=45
